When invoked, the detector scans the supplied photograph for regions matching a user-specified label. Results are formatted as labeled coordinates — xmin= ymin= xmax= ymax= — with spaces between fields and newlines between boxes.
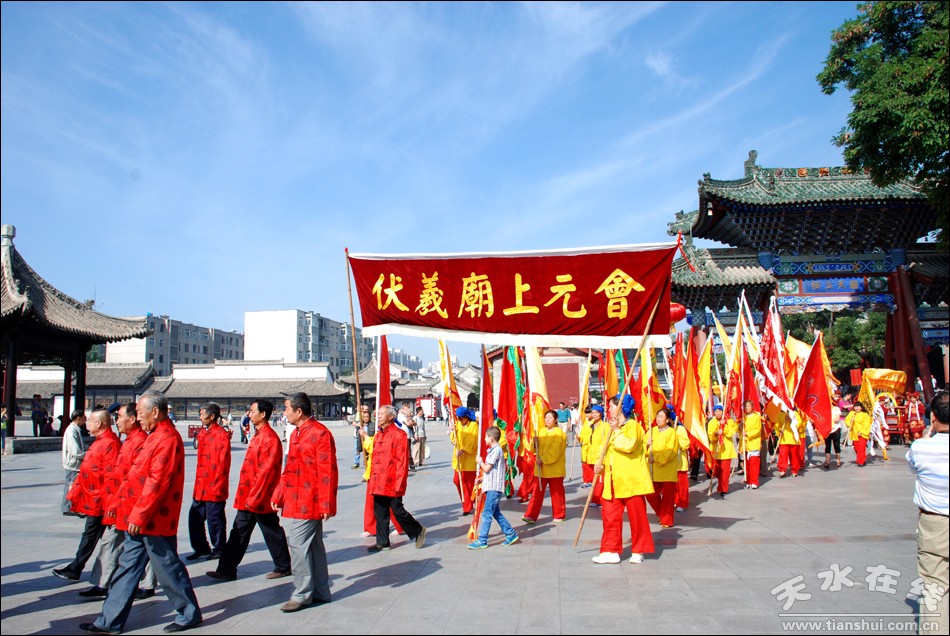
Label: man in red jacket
xmin=81 ymin=391 xmax=201 ymax=634
xmin=187 ymin=402 xmax=231 ymax=561
xmin=53 ymin=408 xmax=121 ymax=584
xmin=368 ymin=405 xmax=426 ymax=553
xmin=271 ymin=392 xmax=338 ymax=613
xmin=207 ymin=398 xmax=291 ymax=581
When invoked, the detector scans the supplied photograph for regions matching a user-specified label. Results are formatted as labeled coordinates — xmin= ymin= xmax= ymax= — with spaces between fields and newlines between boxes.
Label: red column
xmin=898 ymin=266 xmax=935 ymax=403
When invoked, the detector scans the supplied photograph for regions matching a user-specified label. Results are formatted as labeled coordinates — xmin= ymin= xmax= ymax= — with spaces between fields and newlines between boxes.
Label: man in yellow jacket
xmin=741 ymin=400 xmax=763 ymax=490
xmin=646 ymin=408 xmax=678 ymax=527
xmin=450 ymin=407 xmax=480 ymax=515
xmin=592 ymin=395 xmax=655 ymax=565
xmin=706 ymin=405 xmax=738 ymax=498
xmin=774 ymin=410 xmax=804 ymax=478
xmin=846 ymin=401 xmax=872 ymax=467
xmin=523 ymin=410 xmax=566 ymax=524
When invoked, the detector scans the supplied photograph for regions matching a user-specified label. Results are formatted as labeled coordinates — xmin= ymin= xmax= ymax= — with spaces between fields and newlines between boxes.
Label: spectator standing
xmin=412 ymin=406 xmax=427 ymax=467
xmin=906 ymin=391 xmax=948 ymax=635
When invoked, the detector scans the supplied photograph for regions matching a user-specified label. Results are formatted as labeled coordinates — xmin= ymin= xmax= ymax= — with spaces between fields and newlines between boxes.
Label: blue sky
xmin=2 ymin=1 xmax=860 ymax=367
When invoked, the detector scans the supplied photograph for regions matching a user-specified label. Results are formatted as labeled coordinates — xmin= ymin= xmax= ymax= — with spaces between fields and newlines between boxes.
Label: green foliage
xmin=817 ymin=1 xmax=949 ymax=242
xmin=781 ymin=310 xmax=886 ymax=375
xmin=86 ymin=347 xmax=104 ymax=363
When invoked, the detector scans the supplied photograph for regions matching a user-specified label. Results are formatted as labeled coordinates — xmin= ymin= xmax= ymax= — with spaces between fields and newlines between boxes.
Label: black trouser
xmin=373 ymin=495 xmax=422 ymax=547
xmin=67 ymin=515 xmax=105 ymax=575
xmin=824 ymin=429 xmax=842 ymax=454
xmin=188 ymin=500 xmax=227 ymax=553
xmin=216 ymin=509 xmax=291 ymax=577
xmin=689 ymin=455 xmax=702 ymax=480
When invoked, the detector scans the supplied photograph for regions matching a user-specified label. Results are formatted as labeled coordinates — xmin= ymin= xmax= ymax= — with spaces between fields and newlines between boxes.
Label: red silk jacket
xmin=114 ymin=419 xmax=186 ymax=536
xmin=233 ymin=424 xmax=283 ymax=514
xmin=368 ymin=423 xmax=409 ymax=498
xmin=67 ymin=429 xmax=121 ymax=517
xmin=193 ymin=423 xmax=231 ymax=502
xmin=103 ymin=427 xmax=148 ymax=526
xmin=272 ymin=418 xmax=338 ymax=520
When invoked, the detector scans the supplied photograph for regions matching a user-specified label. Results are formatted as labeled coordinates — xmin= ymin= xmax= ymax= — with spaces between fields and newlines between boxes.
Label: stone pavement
xmin=0 ymin=422 xmax=932 ymax=635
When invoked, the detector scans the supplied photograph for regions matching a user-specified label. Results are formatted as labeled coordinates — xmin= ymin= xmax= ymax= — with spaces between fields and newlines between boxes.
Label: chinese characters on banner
xmin=347 ymin=244 xmax=677 ymax=347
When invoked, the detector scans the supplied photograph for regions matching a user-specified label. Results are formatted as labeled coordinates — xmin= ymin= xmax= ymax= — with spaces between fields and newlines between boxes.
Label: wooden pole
xmin=573 ymin=296 xmax=663 ymax=549
xmin=344 ymin=249 xmax=362 ymax=418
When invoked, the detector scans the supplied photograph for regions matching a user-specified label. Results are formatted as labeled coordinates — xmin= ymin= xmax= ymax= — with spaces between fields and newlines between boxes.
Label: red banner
xmin=347 ymin=244 xmax=676 ymax=347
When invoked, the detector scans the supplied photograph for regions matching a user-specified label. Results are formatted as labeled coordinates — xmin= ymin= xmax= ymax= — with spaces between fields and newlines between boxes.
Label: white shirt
xmin=62 ymin=422 xmax=85 ymax=471
xmin=906 ymin=432 xmax=949 ymax=516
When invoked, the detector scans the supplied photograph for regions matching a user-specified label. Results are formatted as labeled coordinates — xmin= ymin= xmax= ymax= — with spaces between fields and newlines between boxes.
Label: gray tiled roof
xmin=162 ymin=379 xmax=347 ymax=399
xmin=1 ymin=235 xmax=149 ymax=342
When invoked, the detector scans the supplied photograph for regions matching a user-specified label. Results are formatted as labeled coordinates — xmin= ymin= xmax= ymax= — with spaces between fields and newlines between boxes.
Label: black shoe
xmin=53 ymin=567 xmax=80 ymax=581
xmin=206 ymin=570 xmax=236 ymax=581
xmin=79 ymin=624 xmax=120 ymax=635
xmin=367 ymin=545 xmax=391 ymax=553
xmin=79 ymin=586 xmax=108 ymax=598
xmin=185 ymin=551 xmax=211 ymax=561
xmin=206 ymin=551 xmax=223 ymax=561
xmin=134 ymin=588 xmax=156 ymax=600
xmin=163 ymin=621 xmax=202 ymax=633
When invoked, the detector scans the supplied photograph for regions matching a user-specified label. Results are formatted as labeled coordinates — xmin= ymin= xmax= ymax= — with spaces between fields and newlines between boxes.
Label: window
xmin=159 ymin=323 xmax=165 ymax=333
xmin=159 ymin=339 xmax=164 ymax=347
xmin=159 ymin=354 xmax=164 ymax=363
xmin=184 ymin=329 xmax=190 ymax=338
xmin=202 ymin=346 xmax=208 ymax=355
xmin=148 ymin=353 xmax=154 ymax=361
xmin=148 ymin=338 xmax=155 ymax=346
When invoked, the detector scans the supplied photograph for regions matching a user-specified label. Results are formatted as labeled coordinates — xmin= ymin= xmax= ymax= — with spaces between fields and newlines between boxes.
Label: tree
xmin=817 ymin=1 xmax=949 ymax=241
xmin=781 ymin=310 xmax=886 ymax=377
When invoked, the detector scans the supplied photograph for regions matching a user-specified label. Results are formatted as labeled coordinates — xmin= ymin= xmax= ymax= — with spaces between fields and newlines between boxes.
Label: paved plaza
xmin=0 ymin=421 xmax=930 ymax=634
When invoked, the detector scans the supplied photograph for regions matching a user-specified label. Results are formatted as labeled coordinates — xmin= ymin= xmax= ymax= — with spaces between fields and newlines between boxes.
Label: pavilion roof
xmin=1 ymin=227 xmax=148 ymax=343
xmin=671 ymin=247 xmax=775 ymax=314
xmin=674 ymin=151 xmax=936 ymax=253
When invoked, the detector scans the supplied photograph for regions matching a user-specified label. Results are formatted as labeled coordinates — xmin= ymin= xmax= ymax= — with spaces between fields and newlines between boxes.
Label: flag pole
xmin=344 ymin=249 xmax=362 ymax=418
xmin=573 ymin=296 xmax=662 ymax=549
xmin=569 ymin=350 xmax=592 ymax=482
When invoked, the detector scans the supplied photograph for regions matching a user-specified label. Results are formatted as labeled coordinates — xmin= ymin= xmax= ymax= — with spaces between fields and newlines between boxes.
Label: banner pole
xmin=344 ymin=249 xmax=362 ymax=418
xmin=574 ymin=296 xmax=663 ymax=549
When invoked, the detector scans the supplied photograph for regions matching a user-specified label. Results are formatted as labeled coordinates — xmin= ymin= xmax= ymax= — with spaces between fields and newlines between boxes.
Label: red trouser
xmin=517 ymin=455 xmax=537 ymax=501
xmin=646 ymin=481 xmax=676 ymax=527
xmin=675 ymin=471 xmax=689 ymax=509
xmin=364 ymin=486 xmax=404 ymax=534
xmin=714 ymin=459 xmax=732 ymax=493
xmin=592 ymin=474 xmax=605 ymax=505
xmin=525 ymin=477 xmax=566 ymax=521
xmin=746 ymin=455 xmax=760 ymax=487
xmin=600 ymin=495 xmax=654 ymax=555
xmin=582 ymin=463 xmax=594 ymax=484
xmin=854 ymin=437 xmax=868 ymax=466
xmin=778 ymin=444 xmax=803 ymax=475
xmin=454 ymin=470 xmax=477 ymax=513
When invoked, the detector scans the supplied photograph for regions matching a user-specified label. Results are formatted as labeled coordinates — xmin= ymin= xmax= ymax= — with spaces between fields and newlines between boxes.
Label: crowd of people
xmin=43 ymin=384 xmax=947 ymax=634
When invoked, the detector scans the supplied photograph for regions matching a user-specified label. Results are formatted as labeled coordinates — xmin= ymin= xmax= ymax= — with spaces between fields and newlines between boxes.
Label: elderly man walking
xmin=81 ymin=391 xmax=201 ymax=634
xmin=271 ymin=393 xmax=338 ymax=613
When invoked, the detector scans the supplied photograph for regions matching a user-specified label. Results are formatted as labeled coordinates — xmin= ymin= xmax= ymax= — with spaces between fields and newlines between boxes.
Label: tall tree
xmin=817 ymin=1 xmax=949 ymax=241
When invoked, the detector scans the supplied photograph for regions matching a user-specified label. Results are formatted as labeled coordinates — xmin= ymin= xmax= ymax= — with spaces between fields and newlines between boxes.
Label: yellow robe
xmin=589 ymin=421 xmax=610 ymax=466
xmin=450 ymin=420 xmax=479 ymax=471
xmin=776 ymin=412 xmax=800 ymax=445
xmin=846 ymin=411 xmax=872 ymax=441
xmin=578 ymin=420 xmax=594 ymax=464
xmin=742 ymin=413 xmax=763 ymax=453
xmin=649 ymin=425 xmax=678 ymax=482
xmin=602 ymin=420 xmax=654 ymax=500
xmin=362 ymin=435 xmax=375 ymax=482
xmin=676 ymin=425 xmax=691 ymax=472
xmin=707 ymin=417 xmax=738 ymax=460
xmin=537 ymin=426 xmax=567 ymax=478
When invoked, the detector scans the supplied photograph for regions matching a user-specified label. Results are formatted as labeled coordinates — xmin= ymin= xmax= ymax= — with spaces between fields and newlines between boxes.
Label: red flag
xmin=377 ymin=335 xmax=391 ymax=407
xmin=672 ymin=332 xmax=686 ymax=417
xmin=793 ymin=333 xmax=834 ymax=437
xmin=757 ymin=298 xmax=795 ymax=416
xmin=479 ymin=346 xmax=494 ymax=461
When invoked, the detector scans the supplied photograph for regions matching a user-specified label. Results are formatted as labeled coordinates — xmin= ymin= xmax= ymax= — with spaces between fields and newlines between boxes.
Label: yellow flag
xmin=711 ymin=310 xmax=733 ymax=362
xmin=857 ymin=368 xmax=907 ymax=408
xmin=697 ymin=336 xmax=713 ymax=408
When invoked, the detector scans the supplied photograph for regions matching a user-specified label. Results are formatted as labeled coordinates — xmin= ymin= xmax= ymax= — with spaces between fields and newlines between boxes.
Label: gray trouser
xmin=287 ymin=518 xmax=330 ymax=604
xmin=90 ymin=527 xmax=156 ymax=590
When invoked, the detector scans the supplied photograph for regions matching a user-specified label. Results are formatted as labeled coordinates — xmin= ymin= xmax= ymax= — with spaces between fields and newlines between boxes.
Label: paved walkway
xmin=0 ymin=422 xmax=930 ymax=634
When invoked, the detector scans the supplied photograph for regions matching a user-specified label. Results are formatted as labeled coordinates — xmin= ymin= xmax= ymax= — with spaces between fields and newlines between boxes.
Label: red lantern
xmin=669 ymin=303 xmax=686 ymax=323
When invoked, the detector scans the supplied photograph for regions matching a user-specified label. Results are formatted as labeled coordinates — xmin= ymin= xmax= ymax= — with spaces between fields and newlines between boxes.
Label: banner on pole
xmin=348 ymin=243 xmax=676 ymax=348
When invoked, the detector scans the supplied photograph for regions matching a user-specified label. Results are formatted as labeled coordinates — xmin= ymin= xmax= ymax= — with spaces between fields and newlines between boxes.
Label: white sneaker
xmin=592 ymin=552 xmax=621 ymax=564
xmin=675 ymin=506 xmax=685 ymax=512
xmin=360 ymin=531 xmax=373 ymax=538
xmin=750 ymin=484 xmax=758 ymax=490
xmin=629 ymin=553 xmax=644 ymax=564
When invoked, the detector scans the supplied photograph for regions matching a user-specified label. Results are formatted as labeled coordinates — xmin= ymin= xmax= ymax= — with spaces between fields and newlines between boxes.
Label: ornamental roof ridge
xmin=1 ymin=228 xmax=149 ymax=342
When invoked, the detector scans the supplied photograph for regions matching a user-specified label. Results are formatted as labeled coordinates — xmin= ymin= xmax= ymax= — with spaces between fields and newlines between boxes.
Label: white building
xmin=106 ymin=314 xmax=243 ymax=376
xmin=244 ymin=309 xmax=374 ymax=379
